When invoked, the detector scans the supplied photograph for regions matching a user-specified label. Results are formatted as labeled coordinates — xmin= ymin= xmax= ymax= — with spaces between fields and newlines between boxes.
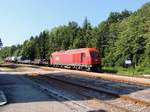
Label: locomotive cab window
xmin=81 ymin=53 xmax=86 ymax=57
xmin=90 ymin=51 xmax=99 ymax=58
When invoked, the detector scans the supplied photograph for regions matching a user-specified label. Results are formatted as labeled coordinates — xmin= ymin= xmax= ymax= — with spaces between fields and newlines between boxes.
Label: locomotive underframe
xmin=49 ymin=63 xmax=101 ymax=71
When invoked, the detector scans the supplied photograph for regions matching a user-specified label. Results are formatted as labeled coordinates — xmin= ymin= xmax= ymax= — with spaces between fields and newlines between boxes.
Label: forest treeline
xmin=0 ymin=3 xmax=150 ymax=67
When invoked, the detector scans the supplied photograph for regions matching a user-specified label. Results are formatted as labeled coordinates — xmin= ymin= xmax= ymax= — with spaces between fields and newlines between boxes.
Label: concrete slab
xmin=129 ymin=88 xmax=150 ymax=104
xmin=0 ymin=91 xmax=7 ymax=106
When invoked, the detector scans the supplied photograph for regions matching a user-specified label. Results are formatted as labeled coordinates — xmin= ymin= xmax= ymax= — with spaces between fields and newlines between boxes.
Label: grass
xmin=0 ymin=57 xmax=4 ymax=64
xmin=102 ymin=66 xmax=150 ymax=76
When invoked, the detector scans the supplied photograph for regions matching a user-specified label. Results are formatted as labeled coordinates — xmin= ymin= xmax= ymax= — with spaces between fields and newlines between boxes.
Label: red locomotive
xmin=49 ymin=48 xmax=101 ymax=71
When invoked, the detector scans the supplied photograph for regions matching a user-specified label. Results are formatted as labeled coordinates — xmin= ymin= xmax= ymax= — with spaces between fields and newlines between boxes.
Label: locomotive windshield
xmin=90 ymin=51 xmax=100 ymax=58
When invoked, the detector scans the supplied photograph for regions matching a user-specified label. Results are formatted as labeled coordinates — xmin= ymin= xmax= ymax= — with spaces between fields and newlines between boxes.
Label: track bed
xmin=0 ymin=64 xmax=150 ymax=112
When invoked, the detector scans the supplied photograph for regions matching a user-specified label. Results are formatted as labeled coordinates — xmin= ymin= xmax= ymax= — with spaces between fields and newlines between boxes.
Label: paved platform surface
xmin=0 ymin=90 xmax=7 ymax=106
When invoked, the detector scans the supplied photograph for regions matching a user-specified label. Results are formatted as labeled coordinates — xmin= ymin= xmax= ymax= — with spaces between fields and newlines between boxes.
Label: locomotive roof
xmin=51 ymin=48 xmax=97 ymax=54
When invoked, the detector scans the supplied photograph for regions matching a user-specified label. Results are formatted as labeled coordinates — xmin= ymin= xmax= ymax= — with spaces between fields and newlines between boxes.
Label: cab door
xmin=81 ymin=52 xmax=86 ymax=64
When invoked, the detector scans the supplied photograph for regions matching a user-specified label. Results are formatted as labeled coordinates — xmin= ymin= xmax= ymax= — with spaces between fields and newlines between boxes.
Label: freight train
xmin=4 ymin=48 xmax=102 ymax=71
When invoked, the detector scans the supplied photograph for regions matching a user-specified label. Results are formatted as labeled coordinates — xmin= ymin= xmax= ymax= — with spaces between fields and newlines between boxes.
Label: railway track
xmin=1 ymin=63 xmax=150 ymax=111
xmin=18 ymin=75 xmax=92 ymax=112
xmin=23 ymin=73 xmax=150 ymax=112
xmin=22 ymin=75 xmax=131 ymax=112
xmin=43 ymin=74 xmax=150 ymax=111
xmin=2 ymin=63 xmax=150 ymax=86
xmin=32 ymin=64 xmax=150 ymax=87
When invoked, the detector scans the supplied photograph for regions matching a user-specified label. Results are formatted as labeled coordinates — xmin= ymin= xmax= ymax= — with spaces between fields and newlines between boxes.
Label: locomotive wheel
xmin=86 ymin=67 xmax=91 ymax=72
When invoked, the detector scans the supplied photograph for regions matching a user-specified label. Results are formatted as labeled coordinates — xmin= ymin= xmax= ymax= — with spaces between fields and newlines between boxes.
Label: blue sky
xmin=0 ymin=0 xmax=149 ymax=46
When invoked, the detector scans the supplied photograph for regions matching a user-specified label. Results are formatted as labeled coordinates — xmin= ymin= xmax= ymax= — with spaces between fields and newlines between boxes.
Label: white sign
xmin=125 ymin=60 xmax=132 ymax=65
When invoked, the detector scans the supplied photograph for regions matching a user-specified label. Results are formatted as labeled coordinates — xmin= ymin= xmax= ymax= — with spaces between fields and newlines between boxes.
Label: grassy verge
xmin=0 ymin=58 xmax=4 ymax=64
xmin=102 ymin=66 xmax=150 ymax=76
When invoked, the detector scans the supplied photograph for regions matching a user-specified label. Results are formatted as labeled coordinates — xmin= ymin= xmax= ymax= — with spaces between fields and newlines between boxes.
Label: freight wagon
xmin=50 ymin=48 xmax=101 ymax=71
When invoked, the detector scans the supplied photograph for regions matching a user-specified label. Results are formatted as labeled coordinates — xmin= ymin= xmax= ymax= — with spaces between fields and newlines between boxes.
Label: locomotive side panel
xmin=73 ymin=53 xmax=81 ymax=64
xmin=60 ymin=53 xmax=73 ymax=64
